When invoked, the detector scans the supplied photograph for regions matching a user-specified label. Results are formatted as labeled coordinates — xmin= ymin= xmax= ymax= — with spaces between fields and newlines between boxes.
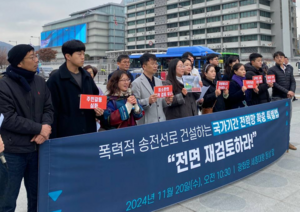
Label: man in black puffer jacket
xmin=245 ymin=53 xmax=273 ymax=105
xmin=0 ymin=45 xmax=54 ymax=211
xmin=268 ymin=51 xmax=296 ymax=151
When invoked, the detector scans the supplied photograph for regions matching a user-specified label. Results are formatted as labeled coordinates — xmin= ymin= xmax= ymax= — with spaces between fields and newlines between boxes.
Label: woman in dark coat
xmin=202 ymin=64 xmax=229 ymax=113
xmin=222 ymin=56 xmax=239 ymax=81
xmin=228 ymin=63 xmax=251 ymax=109
xmin=163 ymin=58 xmax=200 ymax=120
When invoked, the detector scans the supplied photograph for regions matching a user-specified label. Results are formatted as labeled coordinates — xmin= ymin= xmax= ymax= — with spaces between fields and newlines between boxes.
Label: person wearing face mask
xmin=228 ymin=63 xmax=252 ymax=109
xmin=201 ymin=64 xmax=229 ymax=114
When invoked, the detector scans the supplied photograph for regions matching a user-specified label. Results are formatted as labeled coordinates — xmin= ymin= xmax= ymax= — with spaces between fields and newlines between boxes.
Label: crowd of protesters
xmin=0 ymin=39 xmax=297 ymax=211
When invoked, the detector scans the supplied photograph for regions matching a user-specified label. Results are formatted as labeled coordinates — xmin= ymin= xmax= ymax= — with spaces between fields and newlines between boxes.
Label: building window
xmin=207 ymin=38 xmax=221 ymax=44
xmin=179 ymin=21 xmax=190 ymax=26
xmin=226 ymin=48 xmax=239 ymax=53
xmin=192 ymin=8 xmax=205 ymax=15
xmin=223 ymin=25 xmax=239 ymax=31
xmin=179 ymin=31 xmax=189 ymax=36
xmin=193 ymin=29 xmax=205 ymax=35
xmin=136 ymin=28 xmax=145 ymax=33
xmin=128 ymin=29 xmax=135 ymax=34
xmin=207 ymin=27 xmax=221 ymax=33
xmin=223 ymin=37 xmax=238 ymax=42
xmin=127 ymin=13 xmax=135 ymax=18
xmin=179 ymin=41 xmax=190 ymax=46
xmin=146 ymin=26 xmax=154 ymax=31
xmin=127 ymin=5 xmax=135 ymax=10
xmin=179 ymin=1 xmax=190 ymax=7
xmin=179 ymin=11 xmax=190 ymax=17
xmin=136 ymin=20 xmax=145 ymax=25
xmin=168 ymin=42 xmax=178 ymax=47
xmin=222 ymin=2 xmax=238 ymax=9
xmin=136 ymin=11 xmax=145 ymax=16
xmin=146 ymin=35 xmax=155 ymax=40
xmin=146 ymin=44 xmax=155 ymax=48
xmin=146 ymin=0 xmax=154 ymax=6
xmin=206 ymin=5 xmax=220 ymax=12
xmin=260 ymin=23 xmax=271 ymax=29
xmin=240 ymin=0 xmax=257 ymax=6
xmin=261 ymin=35 xmax=272 ymax=41
xmin=127 ymin=38 xmax=135 ymax=42
xmin=240 ymin=22 xmax=257 ymax=29
xmin=167 ymin=23 xmax=178 ymax=28
xmin=241 ymin=35 xmax=258 ymax=41
xmin=223 ymin=13 xmax=238 ymax=20
xmin=128 ymin=21 xmax=135 ymax=26
xmin=146 ymin=9 xmax=154 ymax=14
xmin=259 ymin=0 xmax=270 ymax=6
xmin=207 ymin=16 xmax=221 ymax=23
xmin=137 ymin=45 xmax=145 ymax=49
xmin=137 ymin=36 xmax=145 ymax=41
xmin=241 ymin=47 xmax=258 ymax=53
xmin=193 ymin=40 xmax=205 ymax=45
xmin=193 ymin=18 xmax=205 ymax=25
xmin=192 ymin=0 xmax=205 ymax=4
xmin=146 ymin=18 xmax=154 ymax=23
xmin=128 ymin=46 xmax=135 ymax=49
xmin=167 ymin=13 xmax=178 ymax=19
xmin=167 ymin=32 xmax=178 ymax=38
xmin=136 ymin=3 xmax=145 ymax=8
xmin=260 ymin=11 xmax=271 ymax=18
xmin=261 ymin=47 xmax=272 ymax=53
xmin=167 ymin=4 xmax=178 ymax=10
xmin=240 ymin=11 xmax=257 ymax=18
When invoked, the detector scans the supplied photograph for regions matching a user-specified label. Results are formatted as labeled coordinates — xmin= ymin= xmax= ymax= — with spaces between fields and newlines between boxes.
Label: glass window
xmin=261 ymin=35 xmax=272 ymax=41
xmin=223 ymin=37 xmax=238 ymax=42
xmin=193 ymin=18 xmax=205 ymax=25
xmin=207 ymin=16 xmax=221 ymax=23
xmin=179 ymin=11 xmax=190 ymax=17
xmin=207 ymin=27 xmax=221 ymax=33
xmin=222 ymin=2 xmax=238 ymax=9
xmin=240 ymin=11 xmax=257 ymax=18
xmin=241 ymin=35 xmax=258 ymax=41
xmin=259 ymin=0 xmax=270 ymax=6
xmin=146 ymin=35 xmax=155 ymax=40
xmin=206 ymin=5 xmax=220 ymax=12
xmin=261 ymin=47 xmax=272 ymax=53
xmin=167 ymin=32 xmax=178 ymax=38
xmin=137 ymin=28 xmax=145 ymax=32
xmin=127 ymin=13 xmax=135 ymax=18
xmin=167 ymin=13 xmax=178 ymax=19
xmin=240 ymin=22 xmax=257 ymax=29
xmin=223 ymin=13 xmax=238 ymax=20
xmin=226 ymin=48 xmax=239 ymax=53
xmin=137 ymin=36 xmax=145 ymax=41
xmin=128 ymin=46 xmax=135 ymax=49
xmin=136 ymin=3 xmax=145 ymax=8
xmin=146 ymin=1 xmax=154 ymax=6
xmin=167 ymin=23 xmax=178 ymax=28
xmin=167 ymin=4 xmax=178 ymax=10
xmin=179 ymin=31 xmax=189 ymax=36
xmin=241 ymin=47 xmax=258 ymax=53
xmin=137 ymin=45 xmax=145 ymax=49
xmin=192 ymin=0 xmax=205 ymax=4
xmin=136 ymin=11 xmax=145 ymax=16
xmin=146 ymin=26 xmax=154 ymax=31
xmin=207 ymin=38 xmax=221 ymax=44
xmin=192 ymin=8 xmax=205 ymax=15
xmin=146 ymin=18 xmax=154 ymax=22
xmin=260 ymin=23 xmax=271 ymax=29
xmin=128 ymin=29 xmax=135 ymax=34
xmin=193 ymin=29 xmax=205 ymax=35
xmin=128 ymin=21 xmax=135 ymax=26
xmin=146 ymin=9 xmax=154 ymax=14
xmin=179 ymin=41 xmax=190 ymax=46
xmin=260 ymin=11 xmax=271 ymax=18
xmin=179 ymin=1 xmax=190 ymax=7
xmin=127 ymin=5 xmax=135 ymax=10
xmin=146 ymin=44 xmax=155 ymax=48
xmin=240 ymin=0 xmax=257 ymax=6
xmin=193 ymin=40 xmax=205 ymax=45
xmin=136 ymin=19 xmax=145 ymax=24
xmin=127 ymin=38 xmax=135 ymax=42
xmin=179 ymin=21 xmax=190 ymax=26
xmin=223 ymin=25 xmax=238 ymax=31
xmin=168 ymin=42 xmax=178 ymax=47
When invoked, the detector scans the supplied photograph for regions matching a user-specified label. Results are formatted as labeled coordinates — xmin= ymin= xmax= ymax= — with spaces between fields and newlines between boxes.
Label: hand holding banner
xmin=80 ymin=95 xmax=107 ymax=109
xmin=252 ymin=75 xmax=263 ymax=85
xmin=243 ymin=80 xmax=257 ymax=89
xmin=154 ymin=85 xmax=173 ymax=98
xmin=266 ymin=75 xmax=276 ymax=83
xmin=216 ymin=81 xmax=230 ymax=90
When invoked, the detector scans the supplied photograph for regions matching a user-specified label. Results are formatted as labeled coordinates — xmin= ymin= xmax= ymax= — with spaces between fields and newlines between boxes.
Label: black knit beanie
xmin=7 ymin=44 xmax=34 ymax=67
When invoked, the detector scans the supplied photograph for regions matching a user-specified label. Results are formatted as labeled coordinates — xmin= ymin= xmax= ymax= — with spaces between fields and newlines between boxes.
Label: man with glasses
xmin=206 ymin=53 xmax=222 ymax=81
xmin=0 ymin=44 xmax=54 ymax=211
xmin=132 ymin=53 xmax=173 ymax=125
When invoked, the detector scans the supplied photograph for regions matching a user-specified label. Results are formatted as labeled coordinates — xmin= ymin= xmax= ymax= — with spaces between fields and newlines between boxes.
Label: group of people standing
xmin=0 ymin=39 xmax=297 ymax=211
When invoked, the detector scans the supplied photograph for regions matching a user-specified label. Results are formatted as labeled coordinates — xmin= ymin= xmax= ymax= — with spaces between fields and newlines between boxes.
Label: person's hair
xmin=232 ymin=63 xmax=244 ymax=75
xmin=206 ymin=53 xmax=219 ymax=64
xmin=249 ymin=53 xmax=262 ymax=62
xmin=182 ymin=52 xmax=194 ymax=60
xmin=83 ymin=65 xmax=98 ymax=78
xmin=62 ymin=40 xmax=85 ymax=60
xmin=167 ymin=58 xmax=184 ymax=94
xmin=201 ymin=64 xmax=215 ymax=79
xmin=224 ymin=56 xmax=239 ymax=78
xmin=181 ymin=57 xmax=193 ymax=70
xmin=273 ymin=51 xmax=285 ymax=59
xmin=106 ymin=70 xmax=131 ymax=96
xmin=139 ymin=53 xmax=157 ymax=66
xmin=117 ymin=54 xmax=130 ymax=63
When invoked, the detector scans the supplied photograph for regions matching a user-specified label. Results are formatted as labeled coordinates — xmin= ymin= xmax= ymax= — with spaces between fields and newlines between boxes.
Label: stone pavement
xmin=15 ymin=100 xmax=300 ymax=212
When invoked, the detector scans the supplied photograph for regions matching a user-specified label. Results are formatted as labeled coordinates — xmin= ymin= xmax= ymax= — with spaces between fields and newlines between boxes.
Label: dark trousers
xmin=0 ymin=152 xmax=38 ymax=212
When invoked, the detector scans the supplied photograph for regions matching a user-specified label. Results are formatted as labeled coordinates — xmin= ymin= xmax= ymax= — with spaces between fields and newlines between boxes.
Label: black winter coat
xmin=228 ymin=80 xmax=249 ymax=109
xmin=267 ymin=64 xmax=296 ymax=98
xmin=202 ymin=78 xmax=226 ymax=112
xmin=46 ymin=63 xmax=100 ymax=138
xmin=0 ymin=74 xmax=53 ymax=153
xmin=215 ymin=66 xmax=222 ymax=81
xmin=245 ymin=63 xmax=270 ymax=104
xmin=163 ymin=80 xmax=200 ymax=120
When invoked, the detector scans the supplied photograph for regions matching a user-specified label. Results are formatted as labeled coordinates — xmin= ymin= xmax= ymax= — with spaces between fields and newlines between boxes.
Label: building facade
xmin=125 ymin=0 xmax=298 ymax=60
xmin=41 ymin=3 xmax=126 ymax=60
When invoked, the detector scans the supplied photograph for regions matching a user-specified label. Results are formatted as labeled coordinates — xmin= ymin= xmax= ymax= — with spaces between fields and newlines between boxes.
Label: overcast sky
xmin=1 ymin=0 xmax=300 ymax=45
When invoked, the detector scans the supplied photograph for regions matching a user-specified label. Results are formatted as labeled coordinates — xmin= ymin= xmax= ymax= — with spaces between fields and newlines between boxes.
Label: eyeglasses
xmin=25 ymin=54 xmax=39 ymax=61
xmin=119 ymin=79 xmax=131 ymax=83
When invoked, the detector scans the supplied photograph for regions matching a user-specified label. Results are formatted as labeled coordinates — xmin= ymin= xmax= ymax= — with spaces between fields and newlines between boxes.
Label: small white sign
xmin=0 ymin=114 xmax=4 ymax=128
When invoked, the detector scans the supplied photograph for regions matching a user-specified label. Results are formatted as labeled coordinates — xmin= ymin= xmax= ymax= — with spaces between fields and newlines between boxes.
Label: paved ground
xmin=15 ymin=89 xmax=300 ymax=212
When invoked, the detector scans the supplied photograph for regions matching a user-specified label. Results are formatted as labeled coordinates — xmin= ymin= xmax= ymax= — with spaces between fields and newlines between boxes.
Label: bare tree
xmin=36 ymin=48 xmax=58 ymax=62
xmin=0 ymin=48 xmax=9 ymax=69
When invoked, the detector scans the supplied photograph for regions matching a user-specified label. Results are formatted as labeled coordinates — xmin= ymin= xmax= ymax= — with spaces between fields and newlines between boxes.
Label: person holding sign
xmin=201 ymin=64 xmax=229 ymax=114
xmin=228 ymin=63 xmax=251 ymax=109
xmin=245 ymin=53 xmax=272 ymax=104
xmin=47 ymin=40 xmax=104 ymax=138
xmin=182 ymin=58 xmax=203 ymax=88
xmin=132 ymin=53 xmax=173 ymax=125
xmin=182 ymin=52 xmax=202 ymax=83
xmin=163 ymin=59 xmax=200 ymax=120
xmin=100 ymin=71 xmax=144 ymax=129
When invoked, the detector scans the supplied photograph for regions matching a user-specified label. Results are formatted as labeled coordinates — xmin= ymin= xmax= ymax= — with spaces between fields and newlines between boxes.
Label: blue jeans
xmin=0 ymin=152 xmax=38 ymax=212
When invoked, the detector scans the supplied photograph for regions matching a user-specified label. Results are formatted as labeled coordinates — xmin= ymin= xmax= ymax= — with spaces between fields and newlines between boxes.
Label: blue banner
xmin=38 ymin=100 xmax=290 ymax=212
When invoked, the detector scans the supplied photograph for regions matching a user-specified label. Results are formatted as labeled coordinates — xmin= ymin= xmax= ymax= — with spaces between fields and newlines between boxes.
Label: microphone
xmin=0 ymin=113 xmax=8 ymax=169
